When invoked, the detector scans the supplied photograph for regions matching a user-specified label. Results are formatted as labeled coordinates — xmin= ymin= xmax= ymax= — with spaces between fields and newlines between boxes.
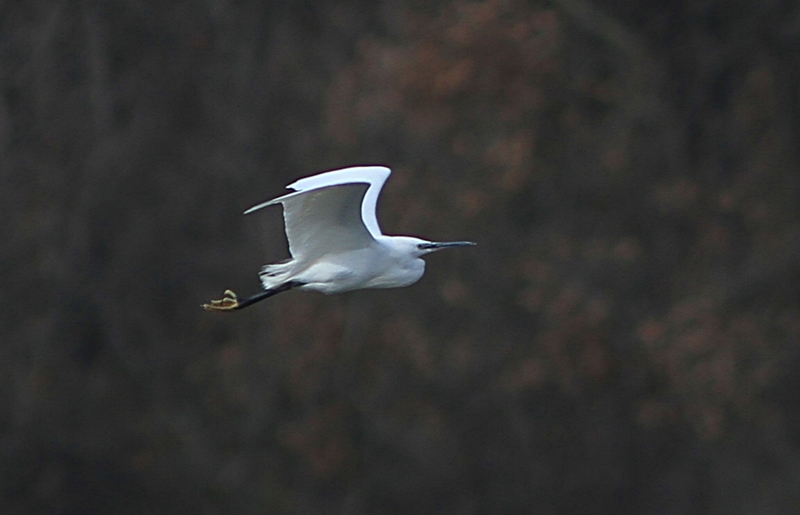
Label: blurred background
xmin=3 ymin=0 xmax=800 ymax=513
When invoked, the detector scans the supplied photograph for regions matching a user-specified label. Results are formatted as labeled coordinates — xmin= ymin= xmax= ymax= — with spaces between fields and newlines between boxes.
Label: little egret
xmin=203 ymin=165 xmax=475 ymax=311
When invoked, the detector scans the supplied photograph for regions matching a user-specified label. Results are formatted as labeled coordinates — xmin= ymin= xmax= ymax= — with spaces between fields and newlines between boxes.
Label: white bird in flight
xmin=203 ymin=165 xmax=475 ymax=311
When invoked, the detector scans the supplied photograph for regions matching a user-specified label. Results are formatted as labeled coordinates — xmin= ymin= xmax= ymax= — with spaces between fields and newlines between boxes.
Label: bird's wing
xmin=244 ymin=166 xmax=392 ymax=260
xmin=289 ymin=166 xmax=390 ymax=239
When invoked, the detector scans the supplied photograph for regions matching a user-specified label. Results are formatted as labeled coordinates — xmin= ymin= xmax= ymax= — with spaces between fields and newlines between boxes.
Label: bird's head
xmin=390 ymin=236 xmax=476 ymax=257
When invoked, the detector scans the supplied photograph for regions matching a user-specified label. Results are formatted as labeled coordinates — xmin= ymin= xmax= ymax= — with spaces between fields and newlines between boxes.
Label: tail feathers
xmin=259 ymin=260 xmax=295 ymax=289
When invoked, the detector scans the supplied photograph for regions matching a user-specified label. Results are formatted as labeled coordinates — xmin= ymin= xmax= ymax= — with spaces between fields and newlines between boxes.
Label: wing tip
xmin=244 ymin=165 xmax=392 ymax=214
xmin=243 ymin=198 xmax=278 ymax=214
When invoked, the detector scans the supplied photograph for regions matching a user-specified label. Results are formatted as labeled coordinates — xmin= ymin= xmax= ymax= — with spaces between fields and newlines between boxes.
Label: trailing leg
xmin=202 ymin=281 xmax=303 ymax=311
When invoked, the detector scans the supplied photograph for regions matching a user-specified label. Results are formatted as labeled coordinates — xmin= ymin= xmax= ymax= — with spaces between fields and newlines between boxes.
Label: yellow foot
xmin=202 ymin=289 xmax=240 ymax=311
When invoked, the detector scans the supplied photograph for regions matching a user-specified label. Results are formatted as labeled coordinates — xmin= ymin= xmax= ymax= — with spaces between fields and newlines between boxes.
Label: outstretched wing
xmin=244 ymin=166 xmax=391 ymax=261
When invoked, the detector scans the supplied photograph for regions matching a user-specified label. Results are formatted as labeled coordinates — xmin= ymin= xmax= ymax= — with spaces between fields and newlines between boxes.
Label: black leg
xmin=203 ymin=281 xmax=303 ymax=311
xmin=235 ymin=281 xmax=303 ymax=308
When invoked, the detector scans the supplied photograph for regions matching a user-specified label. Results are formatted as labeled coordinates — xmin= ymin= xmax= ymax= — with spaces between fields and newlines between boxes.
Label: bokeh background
xmin=4 ymin=0 xmax=800 ymax=513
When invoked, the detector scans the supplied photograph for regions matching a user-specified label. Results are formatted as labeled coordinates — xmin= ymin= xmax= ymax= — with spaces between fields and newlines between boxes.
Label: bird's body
xmin=204 ymin=166 xmax=474 ymax=311
xmin=268 ymin=238 xmax=432 ymax=294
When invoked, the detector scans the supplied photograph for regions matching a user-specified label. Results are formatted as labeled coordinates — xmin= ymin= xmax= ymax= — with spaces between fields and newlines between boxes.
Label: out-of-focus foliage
xmin=3 ymin=0 xmax=800 ymax=514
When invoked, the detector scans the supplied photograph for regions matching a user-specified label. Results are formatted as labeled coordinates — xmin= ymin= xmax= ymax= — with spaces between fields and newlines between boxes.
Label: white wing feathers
xmin=243 ymin=166 xmax=391 ymax=261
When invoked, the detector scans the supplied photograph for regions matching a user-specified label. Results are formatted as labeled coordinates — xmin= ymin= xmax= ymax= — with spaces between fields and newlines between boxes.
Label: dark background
xmin=4 ymin=0 xmax=800 ymax=513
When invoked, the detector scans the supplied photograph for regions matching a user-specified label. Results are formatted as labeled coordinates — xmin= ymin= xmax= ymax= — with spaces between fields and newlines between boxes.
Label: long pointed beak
xmin=418 ymin=241 xmax=476 ymax=251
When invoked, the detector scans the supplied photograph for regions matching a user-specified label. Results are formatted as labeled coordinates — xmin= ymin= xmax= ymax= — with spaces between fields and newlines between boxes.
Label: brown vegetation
xmin=3 ymin=0 xmax=800 ymax=513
